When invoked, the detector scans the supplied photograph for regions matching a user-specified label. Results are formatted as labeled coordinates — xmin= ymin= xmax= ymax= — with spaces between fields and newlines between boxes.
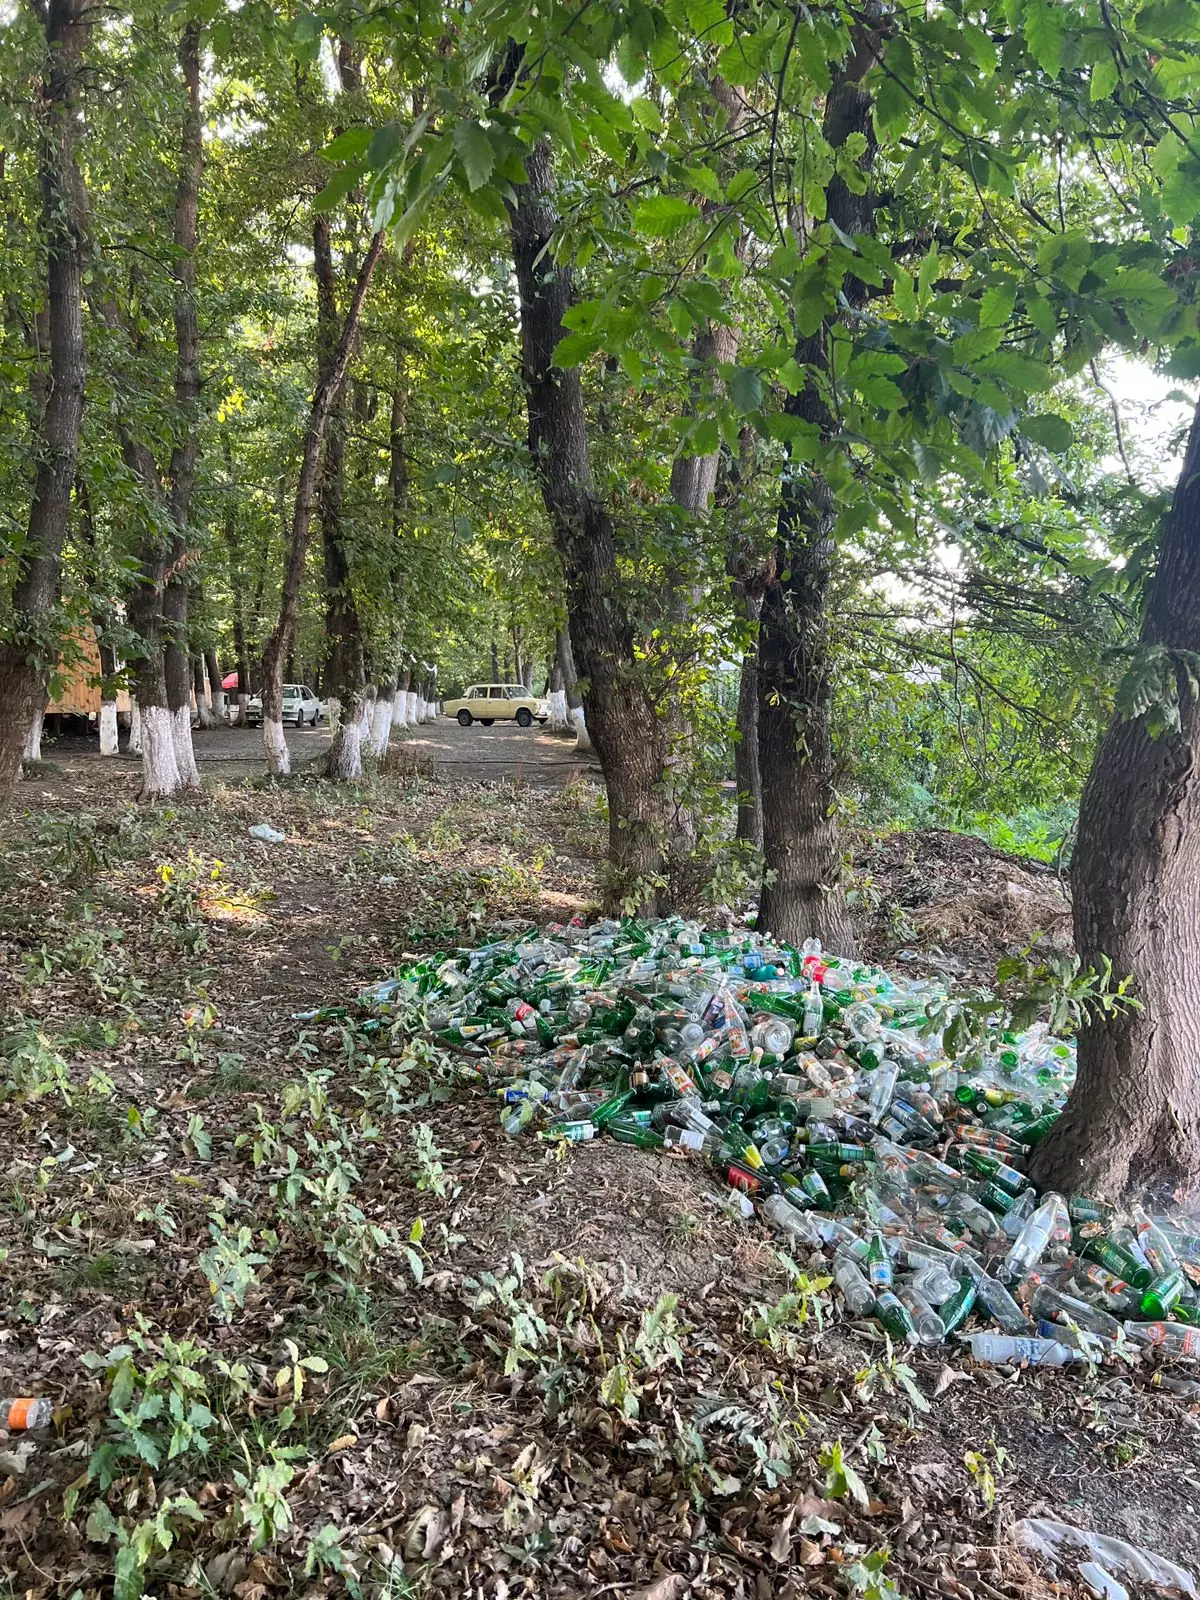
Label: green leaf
xmin=552 ymin=331 xmax=601 ymax=367
xmin=1024 ymin=0 xmax=1065 ymax=78
xmin=979 ymin=283 xmax=1017 ymax=327
xmin=979 ymin=350 xmax=1054 ymax=393
xmin=892 ymin=266 xmax=918 ymax=321
xmin=630 ymin=97 xmax=663 ymax=132
xmin=453 ymin=121 xmax=495 ymax=192
xmin=631 ymin=195 xmax=701 ymax=236
xmin=313 ymin=164 xmax=362 ymax=213
xmin=1022 ymin=413 xmax=1073 ymax=451
xmin=729 ymin=366 xmax=764 ymax=413
xmin=873 ymin=73 xmax=911 ymax=141
xmin=1089 ymin=54 xmax=1119 ymax=100
xmin=778 ymin=357 xmax=807 ymax=394
xmin=323 ymin=127 xmax=373 ymax=163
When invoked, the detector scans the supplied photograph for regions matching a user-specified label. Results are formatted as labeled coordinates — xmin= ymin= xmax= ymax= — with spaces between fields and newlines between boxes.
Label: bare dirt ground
xmin=37 ymin=713 xmax=602 ymax=790
xmin=1 ymin=761 xmax=1196 ymax=1600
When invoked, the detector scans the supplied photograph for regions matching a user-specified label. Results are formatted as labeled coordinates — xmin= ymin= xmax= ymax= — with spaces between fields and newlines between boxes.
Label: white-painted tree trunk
xmin=195 ymin=690 xmax=217 ymax=729
xmin=172 ymin=706 xmax=201 ymax=789
xmin=23 ymin=707 xmax=44 ymax=762
xmin=211 ymin=686 xmax=226 ymax=723
xmin=99 ymin=701 xmax=119 ymax=756
xmin=357 ymin=692 xmax=374 ymax=738
xmin=547 ymin=688 xmax=569 ymax=733
xmin=264 ymin=716 xmax=289 ymax=776
xmin=407 ymin=690 xmax=419 ymax=725
xmin=129 ymin=701 xmax=143 ymax=755
xmin=234 ymin=692 xmax=249 ymax=727
xmin=424 ymin=698 xmax=438 ymax=723
xmin=570 ymin=705 xmax=593 ymax=753
xmin=326 ymin=712 xmax=363 ymax=780
xmin=140 ymin=705 xmax=183 ymax=799
xmin=325 ymin=695 xmax=342 ymax=731
xmin=392 ymin=686 xmax=408 ymax=729
xmin=370 ymin=694 xmax=393 ymax=757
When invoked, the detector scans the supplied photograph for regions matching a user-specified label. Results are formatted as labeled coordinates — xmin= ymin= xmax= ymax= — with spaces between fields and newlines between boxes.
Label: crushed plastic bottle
xmin=331 ymin=914 xmax=1200 ymax=1364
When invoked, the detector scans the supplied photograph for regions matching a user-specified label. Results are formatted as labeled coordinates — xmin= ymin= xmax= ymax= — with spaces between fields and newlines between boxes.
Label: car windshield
xmin=283 ymin=687 xmax=298 ymax=699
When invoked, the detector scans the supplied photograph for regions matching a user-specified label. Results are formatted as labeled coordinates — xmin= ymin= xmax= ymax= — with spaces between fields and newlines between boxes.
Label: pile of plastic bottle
xmin=351 ymin=916 xmax=1200 ymax=1368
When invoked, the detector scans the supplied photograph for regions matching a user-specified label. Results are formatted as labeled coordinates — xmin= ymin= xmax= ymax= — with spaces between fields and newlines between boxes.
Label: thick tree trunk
xmin=24 ymin=702 xmax=46 ymax=762
xmin=756 ymin=31 xmax=878 ymax=951
xmin=1030 ymin=398 xmax=1200 ymax=1204
xmin=0 ymin=0 xmax=89 ymax=797
xmin=393 ymin=667 xmax=411 ymax=729
xmin=316 ymin=223 xmax=369 ymax=784
xmin=557 ymin=627 xmax=592 ymax=752
xmin=371 ymin=675 xmax=395 ymax=756
xmin=97 ymin=636 xmax=120 ymax=755
xmin=205 ymin=648 xmax=225 ymax=722
xmin=261 ymin=226 xmax=384 ymax=775
xmin=547 ymin=635 xmax=570 ymax=733
xmin=507 ymin=141 xmax=663 ymax=904
xmin=123 ymin=23 xmax=203 ymax=800
xmin=193 ymin=657 xmax=216 ymax=728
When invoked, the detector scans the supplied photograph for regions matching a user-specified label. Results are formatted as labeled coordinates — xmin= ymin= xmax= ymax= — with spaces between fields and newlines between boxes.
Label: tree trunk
xmin=507 ymin=140 xmax=663 ymax=904
xmin=261 ymin=226 xmax=384 ymax=776
xmin=122 ymin=22 xmax=203 ymax=800
xmin=557 ymin=626 xmax=592 ymax=752
xmin=1030 ymin=397 xmax=1200 ymax=1204
xmin=0 ymin=0 xmax=89 ymax=798
xmin=193 ymin=657 xmax=216 ymax=728
xmin=734 ymin=589 xmax=763 ymax=851
xmin=206 ymin=648 xmax=225 ymax=722
xmin=98 ymin=638 xmax=119 ymax=756
xmin=756 ymin=29 xmax=879 ymax=951
xmin=221 ymin=436 xmax=250 ymax=726
xmin=315 ymin=223 xmax=369 ymax=784
xmin=24 ymin=701 xmax=47 ymax=762
xmin=491 ymin=640 xmax=500 ymax=680
xmin=371 ymin=674 xmax=396 ymax=756
xmin=547 ymin=633 xmax=570 ymax=732
xmin=128 ymin=700 xmax=142 ymax=756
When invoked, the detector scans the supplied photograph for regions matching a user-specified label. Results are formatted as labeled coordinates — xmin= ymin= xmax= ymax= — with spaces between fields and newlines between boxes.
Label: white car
xmin=245 ymin=683 xmax=324 ymax=728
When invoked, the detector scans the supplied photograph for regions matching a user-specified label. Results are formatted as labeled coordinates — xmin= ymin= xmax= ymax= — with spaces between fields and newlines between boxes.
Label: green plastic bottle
xmin=607 ymin=1116 xmax=665 ymax=1149
xmin=1081 ymin=1235 xmax=1152 ymax=1291
xmin=875 ymin=1290 xmax=917 ymax=1345
xmin=1141 ymin=1269 xmax=1186 ymax=1319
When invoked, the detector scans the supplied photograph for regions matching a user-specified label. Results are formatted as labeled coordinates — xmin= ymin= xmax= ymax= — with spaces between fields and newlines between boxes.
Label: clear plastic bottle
xmin=897 ymin=1284 xmax=945 ymax=1344
xmin=833 ymin=1251 xmax=878 ymax=1315
xmin=3 ymin=1398 xmax=52 ymax=1430
xmin=761 ymin=1193 xmax=824 ymax=1248
xmin=962 ymin=1333 xmax=1082 ymax=1367
xmin=997 ymin=1193 xmax=1067 ymax=1282
xmin=1030 ymin=1283 xmax=1120 ymax=1339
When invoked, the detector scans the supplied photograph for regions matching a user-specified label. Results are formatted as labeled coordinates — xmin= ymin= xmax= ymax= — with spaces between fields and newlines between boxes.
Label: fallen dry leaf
xmin=630 ymin=1575 xmax=690 ymax=1600
xmin=327 ymin=1433 xmax=358 ymax=1453
xmin=770 ymin=1503 xmax=796 ymax=1563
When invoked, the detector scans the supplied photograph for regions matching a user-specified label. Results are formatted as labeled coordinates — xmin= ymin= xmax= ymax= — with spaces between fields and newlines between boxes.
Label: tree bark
xmin=1030 ymin=397 xmax=1200 ymax=1204
xmin=733 ymin=586 xmax=764 ymax=851
xmin=206 ymin=648 xmax=225 ymax=722
xmin=120 ymin=22 xmax=203 ymax=798
xmin=260 ymin=226 xmax=384 ymax=776
xmin=756 ymin=29 xmax=879 ymax=951
xmin=221 ymin=436 xmax=250 ymax=726
xmin=314 ymin=222 xmax=369 ymax=782
xmin=193 ymin=657 xmax=216 ymax=728
xmin=0 ymin=0 xmax=89 ymax=798
xmin=507 ymin=140 xmax=662 ymax=903
xmin=98 ymin=637 xmax=120 ymax=756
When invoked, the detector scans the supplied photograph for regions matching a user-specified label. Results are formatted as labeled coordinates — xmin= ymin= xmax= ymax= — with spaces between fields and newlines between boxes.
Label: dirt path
xmin=36 ymin=715 xmax=600 ymax=789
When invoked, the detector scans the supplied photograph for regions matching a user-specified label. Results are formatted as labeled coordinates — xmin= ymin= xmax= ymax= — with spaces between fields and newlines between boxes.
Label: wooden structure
xmin=46 ymin=626 xmax=131 ymax=717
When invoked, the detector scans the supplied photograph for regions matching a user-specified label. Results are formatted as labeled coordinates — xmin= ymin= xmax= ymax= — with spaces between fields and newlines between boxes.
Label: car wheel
xmin=516 ymin=708 xmax=533 ymax=728
xmin=481 ymin=718 xmax=495 ymax=726
xmin=457 ymin=709 xmax=473 ymax=727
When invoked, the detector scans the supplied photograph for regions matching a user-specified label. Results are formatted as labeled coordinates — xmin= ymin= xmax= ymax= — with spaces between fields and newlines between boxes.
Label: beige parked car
xmin=442 ymin=683 xmax=550 ymax=728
